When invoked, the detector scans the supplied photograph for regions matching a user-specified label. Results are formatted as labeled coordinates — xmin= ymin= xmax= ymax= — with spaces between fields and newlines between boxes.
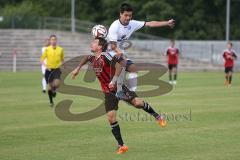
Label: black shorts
xmin=122 ymin=85 xmax=138 ymax=103
xmin=105 ymin=92 xmax=119 ymax=113
xmin=168 ymin=64 xmax=178 ymax=70
xmin=225 ymin=67 xmax=233 ymax=73
xmin=104 ymin=85 xmax=138 ymax=113
xmin=45 ymin=68 xmax=61 ymax=84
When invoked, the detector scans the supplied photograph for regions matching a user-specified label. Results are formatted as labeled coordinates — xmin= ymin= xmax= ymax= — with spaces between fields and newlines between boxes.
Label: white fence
xmin=131 ymin=40 xmax=240 ymax=68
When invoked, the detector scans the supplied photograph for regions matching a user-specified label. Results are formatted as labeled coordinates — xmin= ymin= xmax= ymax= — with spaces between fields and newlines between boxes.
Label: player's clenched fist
xmin=168 ymin=19 xmax=175 ymax=28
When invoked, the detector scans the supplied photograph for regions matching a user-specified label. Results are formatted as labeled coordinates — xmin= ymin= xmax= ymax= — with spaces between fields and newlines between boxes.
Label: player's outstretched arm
xmin=71 ymin=55 xmax=88 ymax=79
xmin=145 ymin=19 xmax=175 ymax=28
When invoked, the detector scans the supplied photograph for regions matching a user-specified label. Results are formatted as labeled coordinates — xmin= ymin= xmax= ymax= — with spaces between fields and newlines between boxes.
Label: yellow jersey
xmin=40 ymin=45 xmax=64 ymax=69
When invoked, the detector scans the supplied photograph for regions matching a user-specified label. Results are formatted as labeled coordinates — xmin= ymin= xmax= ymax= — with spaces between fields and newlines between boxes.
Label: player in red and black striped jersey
xmin=222 ymin=42 xmax=237 ymax=86
xmin=71 ymin=37 xmax=166 ymax=154
xmin=87 ymin=53 xmax=116 ymax=93
xmin=165 ymin=39 xmax=180 ymax=85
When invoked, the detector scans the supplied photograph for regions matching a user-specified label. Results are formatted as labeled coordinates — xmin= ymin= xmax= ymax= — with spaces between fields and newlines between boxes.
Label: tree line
xmin=0 ymin=0 xmax=239 ymax=40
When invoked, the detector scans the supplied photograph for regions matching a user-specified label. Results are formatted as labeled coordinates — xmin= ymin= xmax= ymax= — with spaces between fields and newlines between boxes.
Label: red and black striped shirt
xmin=166 ymin=47 xmax=180 ymax=65
xmin=223 ymin=49 xmax=237 ymax=67
xmin=87 ymin=52 xmax=117 ymax=93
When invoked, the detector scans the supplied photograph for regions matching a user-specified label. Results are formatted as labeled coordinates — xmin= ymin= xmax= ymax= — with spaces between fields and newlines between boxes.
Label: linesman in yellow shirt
xmin=40 ymin=35 xmax=64 ymax=106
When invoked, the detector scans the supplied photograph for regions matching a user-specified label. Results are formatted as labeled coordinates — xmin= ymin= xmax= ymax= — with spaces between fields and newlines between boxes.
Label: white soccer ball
xmin=91 ymin=25 xmax=108 ymax=38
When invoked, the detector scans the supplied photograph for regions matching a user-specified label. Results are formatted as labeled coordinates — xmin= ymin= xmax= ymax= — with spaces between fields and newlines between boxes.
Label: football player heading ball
xmin=107 ymin=3 xmax=175 ymax=99
xmin=71 ymin=37 xmax=167 ymax=154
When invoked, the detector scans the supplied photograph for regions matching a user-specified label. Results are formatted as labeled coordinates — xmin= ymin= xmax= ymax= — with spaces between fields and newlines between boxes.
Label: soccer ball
xmin=91 ymin=25 xmax=108 ymax=38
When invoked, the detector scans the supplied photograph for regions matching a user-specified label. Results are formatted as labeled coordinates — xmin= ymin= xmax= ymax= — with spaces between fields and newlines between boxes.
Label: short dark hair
xmin=120 ymin=3 xmax=133 ymax=13
xmin=95 ymin=37 xmax=107 ymax=51
xmin=50 ymin=35 xmax=57 ymax=39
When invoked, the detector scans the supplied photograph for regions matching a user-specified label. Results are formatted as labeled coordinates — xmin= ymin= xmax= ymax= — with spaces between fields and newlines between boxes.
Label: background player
xmin=107 ymin=3 xmax=175 ymax=97
xmin=165 ymin=39 xmax=180 ymax=85
xmin=40 ymin=35 xmax=64 ymax=106
xmin=41 ymin=38 xmax=50 ymax=93
xmin=71 ymin=38 xmax=166 ymax=154
xmin=222 ymin=42 xmax=237 ymax=87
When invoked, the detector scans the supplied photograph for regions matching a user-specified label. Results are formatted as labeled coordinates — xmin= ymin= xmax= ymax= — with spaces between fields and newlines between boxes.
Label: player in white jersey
xmin=41 ymin=39 xmax=50 ymax=93
xmin=108 ymin=3 xmax=175 ymax=99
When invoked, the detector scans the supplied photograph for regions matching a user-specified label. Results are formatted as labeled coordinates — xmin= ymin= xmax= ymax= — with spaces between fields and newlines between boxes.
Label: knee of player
xmin=53 ymin=80 xmax=60 ymax=87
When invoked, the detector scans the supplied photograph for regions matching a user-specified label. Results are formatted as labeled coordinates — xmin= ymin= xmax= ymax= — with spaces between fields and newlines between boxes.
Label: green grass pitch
xmin=0 ymin=71 xmax=240 ymax=160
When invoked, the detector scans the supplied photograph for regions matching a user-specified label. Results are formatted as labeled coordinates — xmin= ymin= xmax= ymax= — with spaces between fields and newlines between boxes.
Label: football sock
xmin=42 ymin=78 xmax=47 ymax=91
xmin=169 ymin=74 xmax=172 ymax=81
xmin=225 ymin=75 xmax=228 ymax=82
xmin=128 ymin=72 xmax=137 ymax=91
xmin=229 ymin=76 xmax=232 ymax=84
xmin=111 ymin=121 xmax=124 ymax=146
xmin=48 ymin=90 xmax=53 ymax=104
xmin=174 ymin=74 xmax=177 ymax=81
xmin=142 ymin=102 xmax=159 ymax=119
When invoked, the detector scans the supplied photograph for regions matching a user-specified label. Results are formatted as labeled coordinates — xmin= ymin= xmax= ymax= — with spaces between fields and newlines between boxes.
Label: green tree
xmin=0 ymin=0 xmax=239 ymax=40
xmin=0 ymin=1 xmax=45 ymax=28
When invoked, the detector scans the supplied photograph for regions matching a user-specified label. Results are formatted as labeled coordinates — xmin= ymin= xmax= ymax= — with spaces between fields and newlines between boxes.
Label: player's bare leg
xmin=52 ymin=79 xmax=61 ymax=88
xmin=107 ymin=110 xmax=128 ymax=154
xmin=47 ymin=79 xmax=60 ymax=106
xmin=130 ymin=97 xmax=167 ymax=127
xmin=50 ymin=79 xmax=61 ymax=97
